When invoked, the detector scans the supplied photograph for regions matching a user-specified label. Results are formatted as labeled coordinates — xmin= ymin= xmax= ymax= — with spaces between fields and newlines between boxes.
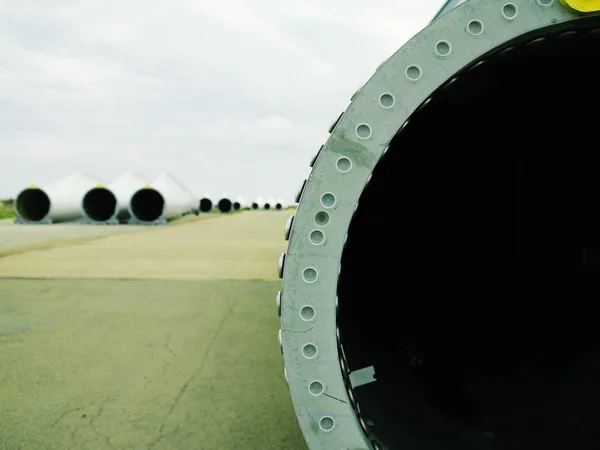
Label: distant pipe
xmin=274 ymin=197 xmax=287 ymax=211
xmin=14 ymin=172 xmax=102 ymax=224
xmin=129 ymin=173 xmax=198 ymax=224
xmin=265 ymin=197 xmax=276 ymax=210
xmin=253 ymin=197 xmax=266 ymax=210
xmin=234 ymin=196 xmax=248 ymax=211
xmin=217 ymin=197 xmax=233 ymax=213
xmin=199 ymin=198 xmax=213 ymax=212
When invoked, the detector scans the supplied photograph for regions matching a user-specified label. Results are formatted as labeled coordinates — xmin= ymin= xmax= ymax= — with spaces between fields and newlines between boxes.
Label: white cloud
xmin=0 ymin=0 xmax=443 ymax=201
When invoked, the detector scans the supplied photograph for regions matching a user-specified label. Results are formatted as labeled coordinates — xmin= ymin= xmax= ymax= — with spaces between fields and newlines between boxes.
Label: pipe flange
xmin=278 ymin=1 xmax=579 ymax=448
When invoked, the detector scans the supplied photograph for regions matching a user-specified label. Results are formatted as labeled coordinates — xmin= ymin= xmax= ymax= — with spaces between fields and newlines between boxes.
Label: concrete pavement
xmin=0 ymin=211 xmax=306 ymax=450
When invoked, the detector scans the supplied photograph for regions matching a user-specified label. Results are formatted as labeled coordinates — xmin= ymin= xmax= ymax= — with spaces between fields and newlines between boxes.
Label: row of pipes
xmin=13 ymin=171 xmax=289 ymax=225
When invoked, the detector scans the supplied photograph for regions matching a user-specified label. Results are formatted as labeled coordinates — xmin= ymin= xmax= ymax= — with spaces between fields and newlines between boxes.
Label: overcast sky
xmin=0 ymin=0 xmax=443 ymax=202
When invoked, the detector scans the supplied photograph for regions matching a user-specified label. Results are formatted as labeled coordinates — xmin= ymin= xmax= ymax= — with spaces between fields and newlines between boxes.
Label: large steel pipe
xmin=278 ymin=2 xmax=600 ymax=450
xmin=129 ymin=172 xmax=198 ymax=224
xmin=14 ymin=172 xmax=102 ymax=224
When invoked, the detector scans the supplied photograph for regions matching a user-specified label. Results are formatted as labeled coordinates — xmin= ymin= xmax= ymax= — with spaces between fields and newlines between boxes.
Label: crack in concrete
xmin=88 ymin=398 xmax=117 ymax=449
xmin=147 ymin=298 xmax=240 ymax=450
xmin=51 ymin=404 xmax=89 ymax=428
xmin=54 ymin=398 xmax=117 ymax=448
xmin=164 ymin=324 xmax=178 ymax=357
xmin=162 ymin=361 xmax=171 ymax=376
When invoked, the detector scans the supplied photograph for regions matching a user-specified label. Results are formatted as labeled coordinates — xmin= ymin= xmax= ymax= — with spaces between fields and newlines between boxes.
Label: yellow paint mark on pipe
xmin=560 ymin=0 xmax=600 ymax=13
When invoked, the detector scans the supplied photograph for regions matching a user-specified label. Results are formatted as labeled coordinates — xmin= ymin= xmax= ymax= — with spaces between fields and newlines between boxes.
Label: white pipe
xmin=14 ymin=172 xmax=102 ymax=224
xmin=233 ymin=196 xmax=248 ymax=211
xmin=81 ymin=171 xmax=150 ymax=224
xmin=275 ymin=198 xmax=287 ymax=211
xmin=112 ymin=172 xmax=152 ymax=222
xmin=199 ymin=193 xmax=213 ymax=213
xmin=232 ymin=198 xmax=241 ymax=211
xmin=128 ymin=172 xmax=198 ymax=224
xmin=217 ymin=193 xmax=233 ymax=213
xmin=252 ymin=197 xmax=265 ymax=211
xmin=264 ymin=197 xmax=275 ymax=211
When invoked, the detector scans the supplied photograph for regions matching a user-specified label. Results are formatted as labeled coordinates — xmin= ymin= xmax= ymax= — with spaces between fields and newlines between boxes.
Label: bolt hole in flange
xmin=337 ymin=26 xmax=600 ymax=450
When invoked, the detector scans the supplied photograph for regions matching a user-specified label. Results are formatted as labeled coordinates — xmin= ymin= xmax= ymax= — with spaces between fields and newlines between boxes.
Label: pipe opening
xmin=218 ymin=198 xmax=232 ymax=213
xmin=130 ymin=188 xmax=164 ymax=222
xmin=15 ymin=188 xmax=50 ymax=222
xmin=275 ymin=203 xmax=282 ymax=210
xmin=338 ymin=25 xmax=600 ymax=450
xmin=233 ymin=202 xmax=241 ymax=211
xmin=199 ymin=198 xmax=213 ymax=212
xmin=252 ymin=202 xmax=259 ymax=210
xmin=82 ymin=188 xmax=117 ymax=222
xmin=264 ymin=203 xmax=271 ymax=210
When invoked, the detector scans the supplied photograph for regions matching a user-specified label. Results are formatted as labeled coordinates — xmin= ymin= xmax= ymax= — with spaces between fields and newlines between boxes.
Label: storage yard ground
xmin=0 ymin=212 xmax=306 ymax=450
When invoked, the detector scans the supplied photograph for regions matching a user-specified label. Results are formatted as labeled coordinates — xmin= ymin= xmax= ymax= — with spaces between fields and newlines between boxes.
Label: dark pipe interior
xmin=218 ymin=198 xmax=232 ymax=213
xmin=130 ymin=189 xmax=164 ymax=222
xmin=233 ymin=202 xmax=241 ymax=211
xmin=275 ymin=203 xmax=282 ymax=210
xmin=338 ymin=26 xmax=600 ymax=450
xmin=252 ymin=202 xmax=259 ymax=210
xmin=264 ymin=203 xmax=271 ymax=210
xmin=199 ymin=198 xmax=213 ymax=212
xmin=82 ymin=188 xmax=117 ymax=222
xmin=15 ymin=188 xmax=50 ymax=222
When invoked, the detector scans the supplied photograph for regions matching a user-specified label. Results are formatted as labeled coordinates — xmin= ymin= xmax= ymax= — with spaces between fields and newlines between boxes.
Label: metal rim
xmin=278 ymin=2 xmax=582 ymax=448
